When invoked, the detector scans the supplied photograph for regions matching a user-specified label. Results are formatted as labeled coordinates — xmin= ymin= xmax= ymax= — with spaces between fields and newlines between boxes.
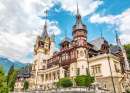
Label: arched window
xmin=105 ymin=84 xmax=107 ymax=88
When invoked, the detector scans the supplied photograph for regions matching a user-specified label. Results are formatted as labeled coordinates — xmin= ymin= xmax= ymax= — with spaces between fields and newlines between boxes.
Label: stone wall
xmin=97 ymin=77 xmax=122 ymax=93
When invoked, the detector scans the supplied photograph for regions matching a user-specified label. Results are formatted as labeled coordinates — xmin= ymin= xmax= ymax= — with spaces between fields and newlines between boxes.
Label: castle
xmin=28 ymin=4 xmax=130 ymax=93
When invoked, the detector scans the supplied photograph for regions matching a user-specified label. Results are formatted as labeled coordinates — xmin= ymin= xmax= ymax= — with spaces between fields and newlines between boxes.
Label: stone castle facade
xmin=28 ymin=4 xmax=130 ymax=93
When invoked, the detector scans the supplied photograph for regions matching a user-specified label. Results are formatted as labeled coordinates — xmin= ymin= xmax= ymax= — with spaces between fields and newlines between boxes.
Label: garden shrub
xmin=57 ymin=77 xmax=73 ymax=87
xmin=75 ymin=75 xmax=94 ymax=87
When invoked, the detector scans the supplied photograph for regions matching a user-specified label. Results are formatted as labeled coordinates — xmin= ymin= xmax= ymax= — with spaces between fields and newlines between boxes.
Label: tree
xmin=7 ymin=64 xmax=14 ymax=84
xmin=8 ymin=69 xmax=18 ymax=91
xmin=57 ymin=77 xmax=73 ymax=87
xmin=23 ymin=81 xmax=29 ymax=91
xmin=0 ymin=66 xmax=9 ymax=93
xmin=124 ymin=44 xmax=130 ymax=61
xmin=109 ymin=44 xmax=113 ymax=47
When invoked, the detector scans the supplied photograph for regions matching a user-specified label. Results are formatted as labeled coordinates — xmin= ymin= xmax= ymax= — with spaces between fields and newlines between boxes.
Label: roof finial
xmin=100 ymin=28 xmax=102 ymax=37
xmin=65 ymin=28 xmax=67 ymax=37
xmin=76 ymin=0 xmax=79 ymax=15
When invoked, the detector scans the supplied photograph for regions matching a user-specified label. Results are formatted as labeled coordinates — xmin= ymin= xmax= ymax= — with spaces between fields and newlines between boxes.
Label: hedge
xmin=75 ymin=75 xmax=94 ymax=87
xmin=57 ymin=77 xmax=73 ymax=87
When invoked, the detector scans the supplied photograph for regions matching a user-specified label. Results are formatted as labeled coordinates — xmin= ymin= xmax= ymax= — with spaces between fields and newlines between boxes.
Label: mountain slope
xmin=0 ymin=57 xmax=26 ymax=73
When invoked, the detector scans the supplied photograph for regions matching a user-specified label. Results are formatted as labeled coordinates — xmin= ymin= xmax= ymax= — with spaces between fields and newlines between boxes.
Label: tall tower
xmin=50 ymin=33 xmax=55 ymax=57
xmin=33 ymin=18 xmax=50 ymax=70
xmin=116 ymin=31 xmax=130 ymax=70
xmin=72 ymin=3 xmax=87 ymax=46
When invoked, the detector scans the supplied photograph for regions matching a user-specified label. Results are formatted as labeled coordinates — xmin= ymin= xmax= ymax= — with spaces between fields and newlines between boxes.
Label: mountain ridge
xmin=0 ymin=57 xmax=27 ymax=73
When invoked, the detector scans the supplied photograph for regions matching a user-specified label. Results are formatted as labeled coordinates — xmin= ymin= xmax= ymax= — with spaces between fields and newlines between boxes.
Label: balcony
xmin=47 ymin=61 xmax=59 ymax=68
xmin=61 ymin=58 xmax=77 ymax=66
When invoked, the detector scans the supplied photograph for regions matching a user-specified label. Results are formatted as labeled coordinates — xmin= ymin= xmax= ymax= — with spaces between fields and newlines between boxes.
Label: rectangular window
xmin=96 ymin=67 xmax=98 ymax=73
xmin=93 ymin=68 xmax=95 ymax=73
xmin=62 ymin=53 xmax=65 ymax=61
xmin=65 ymin=70 xmax=70 ymax=77
xmin=98 ymin=67 xmax=101 ymax=73
xmin=66 ymin=53 xmax=68 ymax=59
xmin=78 ymin=68 xmax=80 ymax=75
xmin=43 ymin=60 xmax=46 ymax=63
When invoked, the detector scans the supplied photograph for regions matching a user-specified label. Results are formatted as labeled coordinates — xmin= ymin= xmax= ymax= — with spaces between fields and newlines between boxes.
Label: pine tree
xmin=7 ymin=64 xmax=14 ymax=84
xmin=0 ymin=66 xmax=9 ymax=93
xmin=23 ymin=81 xmax=29 ymax=91
xmin=8 ymin=69 xmax=18 ymax=91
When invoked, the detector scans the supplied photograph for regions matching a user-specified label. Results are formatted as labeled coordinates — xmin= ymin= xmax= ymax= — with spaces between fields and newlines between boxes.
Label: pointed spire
xmin=115 ymin=30 xmax=119 ymax=45
xmin=65 ymin=28 xmax=67 ymax=37
xmin=115 ymin=30 xmax=124 ymax=50
xmin=44 ymin=17 xmax=47 ymax=29
xmin=77 ymin=1 xmax=79 ymax=15
xmin=100 ymin=28 xmax=102 ymax=37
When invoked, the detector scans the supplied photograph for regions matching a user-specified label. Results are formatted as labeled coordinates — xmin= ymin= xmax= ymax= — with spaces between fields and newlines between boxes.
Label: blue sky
xmin=0 ymin=0 xmax=130 ymax=63
xmin=46 ymin=0 xmax=130 ymax=50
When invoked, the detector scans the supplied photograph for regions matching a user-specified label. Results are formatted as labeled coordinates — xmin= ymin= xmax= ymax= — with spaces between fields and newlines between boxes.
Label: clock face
xmin=80 ymin=51 xmax=84 ymax=57
xmin=46 ymin=44 xmax=48 ymax=47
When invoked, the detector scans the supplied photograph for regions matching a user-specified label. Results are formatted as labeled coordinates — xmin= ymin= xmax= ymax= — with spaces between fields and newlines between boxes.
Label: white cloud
xmin=55 ymin=47 xmax=60 ymax=52
xmin=55 ymin=8 xmax=60 ymax=12
xmin=57 ymin=0 xmax=103 ymax=17
xmin=0 ymin=0 xmax=103 ymax=63
xmin=58 ymin=36 xmax=64 ymax=40
xmin=90 ymin=8 xmax=130 ymax=44
xmin=0 ymin=0 xmax=61 ymax=63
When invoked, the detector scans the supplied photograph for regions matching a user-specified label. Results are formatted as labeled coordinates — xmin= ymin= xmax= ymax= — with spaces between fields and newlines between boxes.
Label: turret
xmin=72 ymin=2 xmax=87 ymax=46
xmin=115 ymin=31 xmax=130 ymax=70
xmin=50 ymin=33 xmax=55 ymax=57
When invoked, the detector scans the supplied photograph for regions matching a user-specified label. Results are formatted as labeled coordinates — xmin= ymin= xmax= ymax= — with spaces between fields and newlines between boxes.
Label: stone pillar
xmin=51 ymin=72 xmax=53 ymax=82
xmin=44 ymin=74 xmax=46 ymax=83
xmin=56 ymin=71 xmax=58 ymax=80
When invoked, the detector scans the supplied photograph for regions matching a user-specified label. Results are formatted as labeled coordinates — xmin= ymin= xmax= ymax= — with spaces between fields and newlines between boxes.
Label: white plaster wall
xmin=89 ymin=58 xmax=111 ymax=77
xmin=60 ymin=67 xmax=64 ymax=78
xmin=70 ymin=63 xmax=75 ymax=77
xmin=77 ymin=61 xmax=88 ymax=75
xmin=50 ymin=42 xmax=55 ymax=57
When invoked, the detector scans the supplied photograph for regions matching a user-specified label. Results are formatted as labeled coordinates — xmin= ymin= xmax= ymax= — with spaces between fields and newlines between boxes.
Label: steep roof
xmin=55 ymin=51 xmax=59 ymax=54
xmin=18 ymin=66 xmax=31 ymax=77
xmin=59 ymin=37 xmax=73 ymax=45
xmin=89 ymin=37 xmax=107 ymax=51
xmin=39 ymin=29 xmax=48 ymax=42
xmin=39 ymin=19 xmax=48 ymax=42
xmin=116 ymin=33 xmax=124 ymax=51
xmin=109 ymin=45 xmax=119 ymax=54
